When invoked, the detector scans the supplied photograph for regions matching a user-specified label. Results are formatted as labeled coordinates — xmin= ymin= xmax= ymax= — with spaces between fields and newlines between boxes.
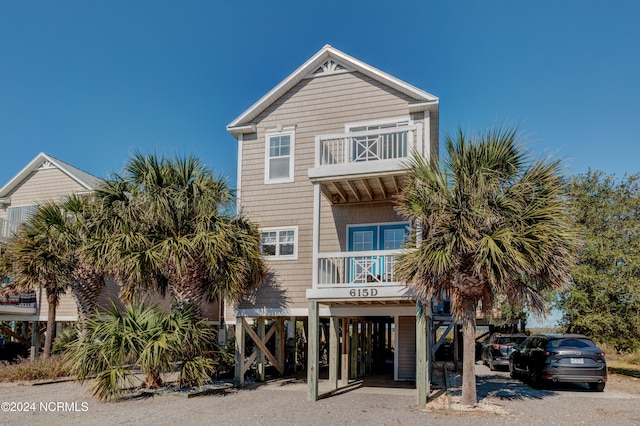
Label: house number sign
xmin=349 ymin=288 xmax=379 ymax=297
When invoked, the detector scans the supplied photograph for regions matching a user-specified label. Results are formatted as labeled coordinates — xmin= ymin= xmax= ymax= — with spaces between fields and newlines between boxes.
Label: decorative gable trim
xmin=305 ymin=58 xmax=353 ymax=79
xmin=36 ymin=159 xmax=55 ymax=170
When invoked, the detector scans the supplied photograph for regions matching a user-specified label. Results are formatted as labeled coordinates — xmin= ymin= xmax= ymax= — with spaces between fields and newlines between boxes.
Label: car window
xmin=529 ymin=337 xmax=545 ymax=349
xmin=548 ymin=338 xmax=595 ymax=349
xmin=495 ymin=336 xmax=526 ymax=345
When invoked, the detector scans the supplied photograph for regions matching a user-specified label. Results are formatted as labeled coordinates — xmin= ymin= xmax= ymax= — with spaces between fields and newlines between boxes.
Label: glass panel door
xmin=348 ymin=226 xmax=377 ymax=283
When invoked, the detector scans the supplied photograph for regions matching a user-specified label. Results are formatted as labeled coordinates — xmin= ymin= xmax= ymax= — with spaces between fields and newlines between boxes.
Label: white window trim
xmin=264 ymin=129 xmax=295 ymax=184
xmin=260 ymin=226 xmax=298 ymax=260
xmin=344 ymin=116 xmax=412 ymax=132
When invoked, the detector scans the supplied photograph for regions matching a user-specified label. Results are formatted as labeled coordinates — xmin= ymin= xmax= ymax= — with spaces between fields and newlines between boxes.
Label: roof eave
xmin=226 ymin=124 xmax=257 ymax=137
xmin=0 ymin=153 xmax=99 ymax=198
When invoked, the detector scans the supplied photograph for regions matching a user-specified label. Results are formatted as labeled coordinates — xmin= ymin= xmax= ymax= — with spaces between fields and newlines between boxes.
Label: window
xmin=5 ymin=204 xmax=37 ymax=236
xmin=260 ymin=227 xmax=297 ymax=259
xmin=265 ymin=131 xmax=294 ymax=183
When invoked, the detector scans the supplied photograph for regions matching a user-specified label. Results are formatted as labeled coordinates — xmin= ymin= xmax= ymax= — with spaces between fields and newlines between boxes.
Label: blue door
xmin=348 ymin=226 xmax=377 ymax=283
xmin=348 ymin=224 xmax=408 ymax=283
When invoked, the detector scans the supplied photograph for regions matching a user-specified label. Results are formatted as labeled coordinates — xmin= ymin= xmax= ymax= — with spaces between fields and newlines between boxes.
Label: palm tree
xmin=87 ymin=152 xmax=265 ymax=313
xmin=395 ymin=126 xmax=576 ymax=406
xmin=3 ymin=202 xmax=75 ymax=358
xmin=66 ymin=301 xmax=217 ymax=401
xmin=1 ymin=196 xmax=106 ymax=357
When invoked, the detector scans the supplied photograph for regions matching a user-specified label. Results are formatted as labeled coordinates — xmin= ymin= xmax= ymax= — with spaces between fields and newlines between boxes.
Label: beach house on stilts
xmin=226 ymin=45 xmax=440 ymax=406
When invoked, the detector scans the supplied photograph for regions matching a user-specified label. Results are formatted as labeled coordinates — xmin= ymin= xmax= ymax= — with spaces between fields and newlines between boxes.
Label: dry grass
xmin=0 ymin=356 xmax=71 ymax=382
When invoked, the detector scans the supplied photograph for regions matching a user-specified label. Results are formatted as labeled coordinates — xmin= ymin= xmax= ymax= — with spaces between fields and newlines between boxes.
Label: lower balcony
xmin=306 ymin=250 xmax=415 ymax=301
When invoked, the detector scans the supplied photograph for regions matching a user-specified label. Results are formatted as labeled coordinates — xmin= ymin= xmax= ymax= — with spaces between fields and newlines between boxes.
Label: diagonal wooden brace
xmin=242 ymin=318 xmax=284 ymax=374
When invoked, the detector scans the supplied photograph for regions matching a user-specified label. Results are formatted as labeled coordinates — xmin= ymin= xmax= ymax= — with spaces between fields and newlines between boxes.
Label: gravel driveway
xmin=1 ymin=363 xmax=639 ymax=425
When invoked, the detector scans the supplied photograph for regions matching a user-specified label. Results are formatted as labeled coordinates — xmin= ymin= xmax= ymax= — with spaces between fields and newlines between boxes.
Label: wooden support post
xmin=257 ymin=318 xmax=265 ymax=382
xmin=366 ymin=320 xmax=373 ymax=374
xmin=453 ymin=324 xmax=459 ymax=371
xmin=341 ymin=317 xmax=349 ymax=385
xmin=329 ymin=316 xmax=339 ymax=391
xmin=276 ymin=318 xmax=285 ymax=373
xmin=358 ymin=320 xmax=367 ymax=377
xmin=416 ymin=301 xmax=429 ymax=408
xmin=350 ymin=320 xmax=358 ymax=379
xmin=30 ymin=321 xmax=37 ymax=360
xmin=234 ymin=318 xmax=245 ymax=387
xmin=288 ymin=316 xmax=297 ymax=373
xmin=307 ymin=301 xmax=319 ymax=401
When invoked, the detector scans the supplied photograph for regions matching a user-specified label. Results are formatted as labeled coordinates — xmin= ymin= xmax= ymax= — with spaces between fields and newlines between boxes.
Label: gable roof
xmin=0 ymin=152 xmax=101 ymax=198
xmin=227 ymin=45 xmax=439 ymax=136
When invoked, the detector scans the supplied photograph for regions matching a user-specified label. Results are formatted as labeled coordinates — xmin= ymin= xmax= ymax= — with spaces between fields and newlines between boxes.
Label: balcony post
xmin=312 ymin=182 xmax=321 ymax=289
xmin=307 ymin=300 xmax=319 ymax=401
xmin=416 ymin=300 xmax=430 ymax=408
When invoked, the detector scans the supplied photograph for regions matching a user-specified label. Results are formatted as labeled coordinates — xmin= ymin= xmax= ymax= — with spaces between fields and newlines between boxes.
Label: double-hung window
xmin=260 ymin=227 xmax=298 ymax=260
xmin=265 ymin=130 xmax=294 ymax=183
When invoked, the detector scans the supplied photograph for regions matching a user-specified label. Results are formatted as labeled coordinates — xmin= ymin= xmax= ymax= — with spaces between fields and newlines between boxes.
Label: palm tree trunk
xmin=145 ymin=369 xmax=163 ymax=389
xmin=461 ymin=298 xmax=477 ymax=407
xmin=167 ymin=257 xmax=205 ymax=315
xmin=43 ymin=291 xmax=58 ymax=358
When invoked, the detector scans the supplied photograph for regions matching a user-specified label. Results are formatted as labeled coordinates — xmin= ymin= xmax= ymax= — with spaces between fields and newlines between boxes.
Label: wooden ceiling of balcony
xmin=320 ymin=173 xmax=408 ymax=205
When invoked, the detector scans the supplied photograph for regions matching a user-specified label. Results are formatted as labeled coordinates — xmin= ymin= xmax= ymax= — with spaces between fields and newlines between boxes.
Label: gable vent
xmin=306 ymin=59 xmax=352 ymax=78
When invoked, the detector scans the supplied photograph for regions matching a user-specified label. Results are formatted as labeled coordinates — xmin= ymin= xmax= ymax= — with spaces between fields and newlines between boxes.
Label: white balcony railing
xmin=315 ymin=125 xmax=419 ymax=168
xmin=316 ymin=250 xmax=405 ymax=289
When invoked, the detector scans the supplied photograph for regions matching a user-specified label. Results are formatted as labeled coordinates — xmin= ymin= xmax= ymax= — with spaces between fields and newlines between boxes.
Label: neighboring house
xmin=0 ymin=153 xmax=102 ymax=351
xmin=226 ymin=45 xmax=440 ymax=404
xmin=0 ymin=153 xmax=223 ymax=354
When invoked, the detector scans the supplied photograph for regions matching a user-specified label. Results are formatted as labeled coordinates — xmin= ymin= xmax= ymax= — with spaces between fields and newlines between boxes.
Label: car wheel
xmin=509 ymin=360 xmax=517 ymax=379
xmin=589 ymin=382 xmax=605 ymax=392
xmin=530 ymin=369 xmax=543 ymax=389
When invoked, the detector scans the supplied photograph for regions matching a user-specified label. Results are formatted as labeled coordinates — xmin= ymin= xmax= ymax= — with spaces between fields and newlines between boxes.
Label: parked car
xmin=509 ymin=334 xmax=607 ymax=391
xmin=481 ymin=333 xmax=527 ymax=371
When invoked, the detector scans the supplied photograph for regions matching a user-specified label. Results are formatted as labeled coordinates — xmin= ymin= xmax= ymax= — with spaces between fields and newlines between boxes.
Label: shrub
xmin=0 ymin=356 xmax=71 ymax=382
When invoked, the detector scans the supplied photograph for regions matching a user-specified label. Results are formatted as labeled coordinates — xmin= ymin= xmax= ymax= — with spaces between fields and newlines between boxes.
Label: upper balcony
xmin=308 ymin=125 xmax=422 ymax=204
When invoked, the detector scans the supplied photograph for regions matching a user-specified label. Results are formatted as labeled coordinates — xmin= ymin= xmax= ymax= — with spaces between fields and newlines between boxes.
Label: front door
xmin=348 ymin=224 xmax=408 ymax=283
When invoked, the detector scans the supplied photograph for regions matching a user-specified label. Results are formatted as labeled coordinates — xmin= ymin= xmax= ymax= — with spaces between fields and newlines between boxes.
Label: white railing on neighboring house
xmin=0 ymin=219 xmax=21 ymax=241
xmin=315 ymin=125 xmax=419 ymax=167
xmin=316 ymin=250 xmax=405 ymax=288
xmin=0 ymin=293 xmax=37 ymax=312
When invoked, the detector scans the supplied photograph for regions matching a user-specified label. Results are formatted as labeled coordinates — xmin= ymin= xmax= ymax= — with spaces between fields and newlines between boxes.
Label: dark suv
xmin=509 ymin=334 xmax=607 ymax=391
xmin=481 ymin=333 xmax=527 ymax=371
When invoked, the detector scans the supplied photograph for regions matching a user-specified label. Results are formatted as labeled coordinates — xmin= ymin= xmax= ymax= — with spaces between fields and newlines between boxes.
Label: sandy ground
xmin=1 ymin=363 xmax=639 ymax=425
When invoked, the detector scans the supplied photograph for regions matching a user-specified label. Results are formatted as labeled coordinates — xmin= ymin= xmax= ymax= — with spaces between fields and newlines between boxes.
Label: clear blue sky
xmin=1 ymin=0 xmax=638 ymax=187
